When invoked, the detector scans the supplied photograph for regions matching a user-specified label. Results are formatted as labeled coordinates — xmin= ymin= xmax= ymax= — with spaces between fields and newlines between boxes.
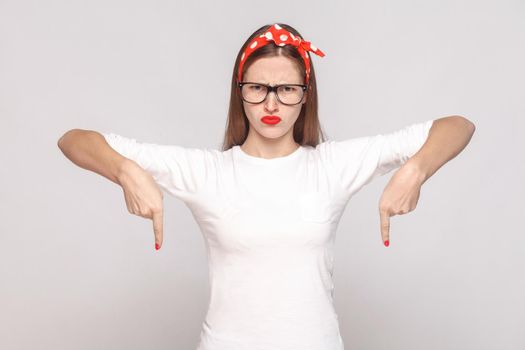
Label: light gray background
xmin=1 ymin=0 xmax=523 ymax=349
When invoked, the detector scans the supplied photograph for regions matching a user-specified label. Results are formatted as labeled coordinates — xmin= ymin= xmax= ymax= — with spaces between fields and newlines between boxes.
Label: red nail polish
xmin=155 ymin=243 xmax=160 ymax=250
xmin=384 ymin=240 xmax=389 ymax=247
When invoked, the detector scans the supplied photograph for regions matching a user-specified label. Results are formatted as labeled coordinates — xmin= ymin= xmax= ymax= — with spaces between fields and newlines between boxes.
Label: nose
xmin=264 ymin=90 xmax=279 ymax=112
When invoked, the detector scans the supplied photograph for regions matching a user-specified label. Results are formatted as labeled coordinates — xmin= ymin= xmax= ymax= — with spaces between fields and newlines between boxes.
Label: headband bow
xmin=237 ymin=23 xmax=325 ymax=85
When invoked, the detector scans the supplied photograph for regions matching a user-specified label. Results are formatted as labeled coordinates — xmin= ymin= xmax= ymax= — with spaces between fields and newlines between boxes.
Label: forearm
xmin=57 ymin=129 xmax=131 ymax=185
xmin=406 ymin=115 xmax=476 ymax=184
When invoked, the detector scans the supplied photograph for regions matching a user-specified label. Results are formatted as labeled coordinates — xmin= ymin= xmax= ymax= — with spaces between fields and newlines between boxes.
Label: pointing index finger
xmin=379 ymin=208 xmax=390 ymax=247
xmin=153 ymin=209 xmax=164 ymax=250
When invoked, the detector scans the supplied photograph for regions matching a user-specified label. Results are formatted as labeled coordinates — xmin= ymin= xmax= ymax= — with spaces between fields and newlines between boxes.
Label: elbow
xmin=57 ymin=130 xmax=72 ymax=150
xmin=462 ymin=117 xmax=476 ymax=134
xmin=57 ymin=133 xmax=67 ymax=149
xmin=451 ymin=115 xmax=476 ymax=134
xmin=57 ymin=132 xmax=68 ymax=150
xmin=57 ymin=129 xmax=84 ymax=150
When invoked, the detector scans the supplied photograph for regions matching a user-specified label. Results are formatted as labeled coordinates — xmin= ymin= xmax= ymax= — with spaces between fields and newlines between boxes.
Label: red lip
xmin=261 ymin=115 xmax=281 ymax=125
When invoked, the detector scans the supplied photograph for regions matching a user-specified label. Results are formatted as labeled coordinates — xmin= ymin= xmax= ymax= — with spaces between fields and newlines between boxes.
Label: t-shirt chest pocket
xmin=298 ymin=191 xmax=333 ymax=223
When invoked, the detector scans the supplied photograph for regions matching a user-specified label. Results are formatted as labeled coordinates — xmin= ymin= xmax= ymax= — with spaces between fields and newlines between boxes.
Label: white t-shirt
xmin=102 ymin=119 xmax=434 ymax=350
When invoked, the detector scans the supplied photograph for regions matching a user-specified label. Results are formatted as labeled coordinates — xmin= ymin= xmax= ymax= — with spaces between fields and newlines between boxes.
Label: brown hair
xmin=220 ymin=23 xmax=327 ymax=151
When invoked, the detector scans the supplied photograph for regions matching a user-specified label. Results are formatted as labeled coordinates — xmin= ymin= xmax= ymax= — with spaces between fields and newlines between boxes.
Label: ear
xmin=302 ymin=91 xmax=307 ymax=104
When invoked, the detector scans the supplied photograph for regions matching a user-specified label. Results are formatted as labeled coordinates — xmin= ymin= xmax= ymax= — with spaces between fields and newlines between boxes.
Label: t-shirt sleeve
xmin=102 ymin=132 xmax=212 ymax=201
xmin=318 ymin=119 xmax=434 ymax=199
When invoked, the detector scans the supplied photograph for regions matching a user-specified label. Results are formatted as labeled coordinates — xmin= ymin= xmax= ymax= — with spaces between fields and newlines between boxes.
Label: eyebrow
xmin=249 ymin=81 xmax=303 ymax=85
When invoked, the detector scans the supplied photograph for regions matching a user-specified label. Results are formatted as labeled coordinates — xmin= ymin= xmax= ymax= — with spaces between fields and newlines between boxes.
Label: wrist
xmin=404 ymin=157 xmax=428 ymax=185
xmin=115 ymin=158 xmax=135 ymax=186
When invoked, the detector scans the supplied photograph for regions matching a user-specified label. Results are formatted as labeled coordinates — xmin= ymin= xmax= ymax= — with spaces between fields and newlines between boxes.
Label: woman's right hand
xmin=117 ymin=159 xmax=165 ymax=250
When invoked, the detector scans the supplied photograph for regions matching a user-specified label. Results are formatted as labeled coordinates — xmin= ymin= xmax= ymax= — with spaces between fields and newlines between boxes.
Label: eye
xmin=282 ymin=85 xmax=298 ymax=92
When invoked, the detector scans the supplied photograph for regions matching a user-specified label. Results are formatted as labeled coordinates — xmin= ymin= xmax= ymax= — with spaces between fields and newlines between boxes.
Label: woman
xmin=58 ymin=22 xmax=475 ymax=350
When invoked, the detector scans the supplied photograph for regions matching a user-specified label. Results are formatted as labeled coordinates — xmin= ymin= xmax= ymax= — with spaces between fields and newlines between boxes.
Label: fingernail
xmin=155 ymin=243 xmax=160 ymax=250
xmin=384 ymin=240 xmax=389 ymax=247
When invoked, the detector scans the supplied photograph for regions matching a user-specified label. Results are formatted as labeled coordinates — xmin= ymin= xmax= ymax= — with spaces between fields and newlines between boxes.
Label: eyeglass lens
xmin=241 ymin=83 xmax=304 ymax=105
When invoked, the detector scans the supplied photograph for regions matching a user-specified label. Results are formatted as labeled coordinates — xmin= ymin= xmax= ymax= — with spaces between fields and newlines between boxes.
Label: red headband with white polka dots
xmin=237 ymin=23 xmax=325 ymax=85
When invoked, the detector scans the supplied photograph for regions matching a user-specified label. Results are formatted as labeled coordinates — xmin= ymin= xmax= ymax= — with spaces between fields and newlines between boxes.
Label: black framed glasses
xmin=238 ymin=81 xmax=307 ymax=106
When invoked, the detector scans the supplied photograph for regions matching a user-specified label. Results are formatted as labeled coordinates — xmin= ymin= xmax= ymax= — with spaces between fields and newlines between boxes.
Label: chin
xmin=256 ymin=127 xmax=291 ymax=139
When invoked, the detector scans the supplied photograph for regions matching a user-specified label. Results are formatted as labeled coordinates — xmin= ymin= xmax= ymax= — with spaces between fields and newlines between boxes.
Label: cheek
xmin=291 ymin=106 xmax=302 ymax=118
xmin=243 ymin=106 xmax=257 ymax=121
xmin=242 ymin=101 xmax=256 ymax=114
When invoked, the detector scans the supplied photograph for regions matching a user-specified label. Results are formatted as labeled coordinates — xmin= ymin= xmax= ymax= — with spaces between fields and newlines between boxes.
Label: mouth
xmin=261 ymin=115 xmax=281 ymax=125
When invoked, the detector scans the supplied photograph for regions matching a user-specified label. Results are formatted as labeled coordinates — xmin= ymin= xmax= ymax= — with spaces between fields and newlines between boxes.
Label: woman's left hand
xmin=378 ymin=161 xmax=426 ymax=247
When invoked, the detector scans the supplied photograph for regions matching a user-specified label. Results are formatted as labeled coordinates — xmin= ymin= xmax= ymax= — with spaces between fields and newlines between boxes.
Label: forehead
xmin=243 ymin=55 xmax=303 ymax=84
